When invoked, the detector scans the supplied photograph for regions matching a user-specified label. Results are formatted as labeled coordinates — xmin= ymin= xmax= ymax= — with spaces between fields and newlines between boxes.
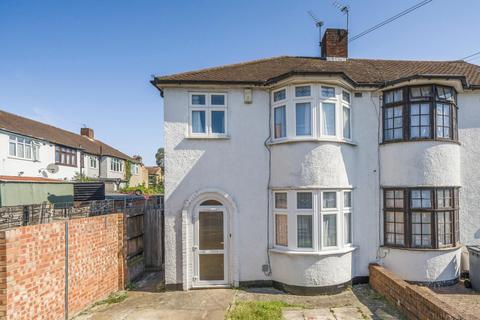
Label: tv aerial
xmin=307 ymin=10 xmax=324 ymax=56
xmin=333 ymin=1 xmax=350 ymax=31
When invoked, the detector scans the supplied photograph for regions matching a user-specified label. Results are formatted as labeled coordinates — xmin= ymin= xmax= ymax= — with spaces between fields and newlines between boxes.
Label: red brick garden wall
xmin=0 ymin=214 xmax=125 ymax=320
xmin=369 ymin=264 xmax=464 ymax=320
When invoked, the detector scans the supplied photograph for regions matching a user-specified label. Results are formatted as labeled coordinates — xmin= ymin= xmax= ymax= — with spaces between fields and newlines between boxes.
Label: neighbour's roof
xmin=152 ymin=56 xmax=480 ymax=89
xmin=0 ymin=110 xmax=134 ymax=161
xmin=146 ymin=166 xmax=161 ymax=175
xmin=0 ymin=176 xmax=67 ymax=183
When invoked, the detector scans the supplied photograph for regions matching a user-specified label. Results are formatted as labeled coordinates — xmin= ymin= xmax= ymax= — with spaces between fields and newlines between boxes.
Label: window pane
xmin=322 ymin=86 xmax=335 ymax=98
xmin=437 ymin=86 xmax=454 ymax=101
xmin=344 ymin=212 xmax=352 ymax=244
xmin=199 ymin=211 xmax=224 ymax=250
xmin=274 ymin=89 xmax=286 ymax=102
xmin=344 ymin=191 xmax=352 ymax=207
xmin=323 ymin=214 xmax=337 ymax=247
xmin=295 ymin=103 xmax=311 ymax=136
xmin=9 ymin=142 xmax=16 ymax=156
xmin=274 ymin=106 xmax=286 ymax=138
xmin=192 ymin=111 xmax=206 ymax=133
xmin=295 ymin=86 xmax=311 ymax=97
xmin=297 ymin=215 xmax=313 ymax=248
xmin=322 ymin=103 xmax=336 ymax=136
xmin=343 ymin=106 xmax=351 ymax=139
xmin=25 ymin=145 xmax=32 ymax=159
xmin=275 ymin=215 xmax=288 ymax=246
xmin=342 ymin=91 xmax=350 ymax=103
xmin=192 ymin=94 xmax=206 ymax=105
xmin=297 ymin=192 xmax=312 ymax=209
xmin=199 ymin=254 xmax=224 ymax=281
xmin=17 ymin=143 xmax=24 ymax=158
xmin=211 ymin=94 xmax=225 ymax=105
xmin=410 ymin=86 xmax=432 ymax=99
xmin=384 ymin=89 xmax=403 ymax=104
xmin=211 ymin=111 xmax=225 ymax=134
xmin=323 ymin=192 xmax=337 ymax=208
xmin=275 ymin=193 xmax=287 ymax=209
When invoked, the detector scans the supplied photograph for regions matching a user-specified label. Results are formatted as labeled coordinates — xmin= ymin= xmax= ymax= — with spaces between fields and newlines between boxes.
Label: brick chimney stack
xmin=80 ymin=127 xmax=94 ymax=140
xmin=321 ymin=29 xmax=348 ymax=60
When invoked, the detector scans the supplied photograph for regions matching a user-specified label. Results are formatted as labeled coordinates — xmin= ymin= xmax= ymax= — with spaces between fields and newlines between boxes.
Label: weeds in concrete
xmin=93 ymin=291 xmax=128 ymax=306
xmin=226 ymin=301 xmax=302 ymax=320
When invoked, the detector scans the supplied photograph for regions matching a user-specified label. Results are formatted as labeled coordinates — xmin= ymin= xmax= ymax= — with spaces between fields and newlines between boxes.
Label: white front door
xmin=193 ymin=203 xmax=228 ymax=286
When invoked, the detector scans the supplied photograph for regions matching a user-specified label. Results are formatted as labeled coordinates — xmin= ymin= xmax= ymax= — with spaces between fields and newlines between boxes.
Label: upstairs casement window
xmin=131 ymin=164 xmax=139 ymax=175
xmin=342 ymin=106 xmax=351 ymax=140
xmin=9 ymin=135 xmax=40 ymax=161
xmin=273 ymin=190 xmax=353 ymax=252
xmin=110 ymin=157 xmax=123 ymax=172
xmin=382 ymin=85 xmax=458 ymax=143
xmin=322 ymin=103 xmax=336 ymax=136
xmin=55 ymin=145 xmax=77 ymax=166
xmin=295 ymin=102 xmax=312 ymax=136
xmin=189 ymin=93 xmax=227 ymax=136
xmin=383 ymin=187 xmax=459 ymax=249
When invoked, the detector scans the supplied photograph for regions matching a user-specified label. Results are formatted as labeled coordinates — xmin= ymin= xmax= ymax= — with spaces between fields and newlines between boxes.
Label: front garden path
xmin=74 ymin=273 xmax=404 ymax=320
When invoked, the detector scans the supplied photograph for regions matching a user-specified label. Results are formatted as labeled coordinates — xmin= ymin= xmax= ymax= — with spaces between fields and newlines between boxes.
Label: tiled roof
xmin=152 ymin=56 xmax=480 ymax=88
xmin=0 ymin=176 xmax=66 ymax=183
xmin=0 ymin=110 xmax=133 ymax=161
xmin=146 ymin=166 xmax=161 ymax=175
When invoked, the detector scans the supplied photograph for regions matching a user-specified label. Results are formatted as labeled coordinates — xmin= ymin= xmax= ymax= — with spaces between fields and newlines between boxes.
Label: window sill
xmin=186 ymin=135 xmax=231 ymax=140
xmin=7 ymin=156 xmax=39 ymax=162
xmin=268 ymin=137 xmax=357 ymax=146
xmin=380 ymin=244 xmax=462 ymax=252
xmin=269 ymin=246 xmax=357 ymax=256
xmin=380 ymin=139 xmax=461 ymax=146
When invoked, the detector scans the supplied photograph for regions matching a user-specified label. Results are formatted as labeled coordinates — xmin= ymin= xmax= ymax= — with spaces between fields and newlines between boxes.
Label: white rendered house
xmin=152 ymin=29 xmax=480 ymax=293
xmin=0 ymin=110 xmax=136 ymax=192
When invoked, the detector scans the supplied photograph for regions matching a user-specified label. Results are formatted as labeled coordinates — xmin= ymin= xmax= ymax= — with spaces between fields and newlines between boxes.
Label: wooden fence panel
xmin=144 ymin=206 xmax=163 ymax=270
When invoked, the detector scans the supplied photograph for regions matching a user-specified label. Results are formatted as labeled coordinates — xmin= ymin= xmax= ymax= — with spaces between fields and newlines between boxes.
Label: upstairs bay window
xmin=271 ymin=84 xmax=353 ymax=142
xmin=273 ymin=189 xmax=353 ymax=252
xmin=383 ymin=187 xmax=459 ymax=249
xmin=382 ymin=85 xmax=458 ymax=143
xmin=9 ymin=135 xmax=39 ymax=161
xmin=189 ymin=92 xmax=227 ymax=137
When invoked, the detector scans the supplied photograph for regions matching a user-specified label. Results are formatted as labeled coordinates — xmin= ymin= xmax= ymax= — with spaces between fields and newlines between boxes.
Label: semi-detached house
xmin=152 ymin=28 xmax=480 ymax=293
xmin=0 ymin=110 xmax=140 ymax=192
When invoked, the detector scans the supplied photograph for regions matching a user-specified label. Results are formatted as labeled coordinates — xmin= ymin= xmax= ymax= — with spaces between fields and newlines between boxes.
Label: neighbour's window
xmin=131 ymin=164 xmax=139 ymax=175
xmin=383 ymin=85 xmax=458 ymax=142
xmin=9 ymin=135 xmax=39 ymax=160
xmin=342 ymin=91 xmax=351 ymax=103
xmin=274 ymin=106 xmax=286 ymax=138
xmin=55 ymin=145 xmax=77 ymax=166
xmin=295 ymin=103 xmax=312 ymax=136
xmin=189 ymin=93 xmax=227 ymax=136
xmin=90 ymin=156 xmax=97 ymax=168
xmin=383 ymin=188 xmax=459 ymax=249
xmin=110 ymin=158 xmax=123 ymax=172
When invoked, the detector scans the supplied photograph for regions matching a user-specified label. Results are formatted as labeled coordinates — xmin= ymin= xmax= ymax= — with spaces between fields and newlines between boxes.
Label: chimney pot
xmin=81 ymin=128 xmax=94 ymax=139
xmin=321 ymin=28 xmax=348 ymax=60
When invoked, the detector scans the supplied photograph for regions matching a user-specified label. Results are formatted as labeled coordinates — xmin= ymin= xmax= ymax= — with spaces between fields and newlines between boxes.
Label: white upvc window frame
xmin=342 ymin=103 xmax=352 ymax=141
xmin=110 ymin=157 xmax=123 ymax=172
xmin=131 ymin=163 xmax=139 ymax=175
xmin=270 ymin=84 xmax=353 ymax=143
xmin=188 ymin=92 xmax=228 ymax=138
xmin=271 ymin=189 xmax=352 ymax=252
xmin=8 ymin=134 xmax=40 ymax=161
xmin=343 ymin=191 xmax=353 ymax=246
xmin=89 ymin=155 xmax=98 ymax=169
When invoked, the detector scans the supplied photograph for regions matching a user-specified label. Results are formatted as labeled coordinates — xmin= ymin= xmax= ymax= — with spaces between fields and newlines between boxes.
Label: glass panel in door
xmin=198 ymin=211 xmax=225 ymax=281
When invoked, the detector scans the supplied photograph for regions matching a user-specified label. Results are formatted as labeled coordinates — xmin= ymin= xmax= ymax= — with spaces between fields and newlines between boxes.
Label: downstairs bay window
xmin=383 ymin=187 xmax=459 ymax=249
xmin=273 ymin=189 xmax=353 ymax=251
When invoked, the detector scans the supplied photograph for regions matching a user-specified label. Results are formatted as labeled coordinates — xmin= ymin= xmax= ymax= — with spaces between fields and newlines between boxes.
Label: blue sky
xmin=1 ymin=0 xmax=479 ymax=165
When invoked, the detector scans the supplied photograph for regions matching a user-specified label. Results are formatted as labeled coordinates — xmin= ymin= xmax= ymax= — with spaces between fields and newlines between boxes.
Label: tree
xmin=155 ymin=147 xmax=164 ymax=168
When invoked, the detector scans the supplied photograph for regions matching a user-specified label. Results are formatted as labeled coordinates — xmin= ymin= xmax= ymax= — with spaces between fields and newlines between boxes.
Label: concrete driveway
xmin=74 ymin=273 xmax=403 ymax=320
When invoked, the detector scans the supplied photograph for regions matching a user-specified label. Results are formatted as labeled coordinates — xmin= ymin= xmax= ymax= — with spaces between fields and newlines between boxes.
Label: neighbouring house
xmin=152 ymin=28 xmax=480 ymax=293
xmin=0 ymin=110 xmax=138 ymax=193
xmin=146 ymin=166 xmax=163 ymax=188
xmin=129 ymin=156 xmax=149 ymax=188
